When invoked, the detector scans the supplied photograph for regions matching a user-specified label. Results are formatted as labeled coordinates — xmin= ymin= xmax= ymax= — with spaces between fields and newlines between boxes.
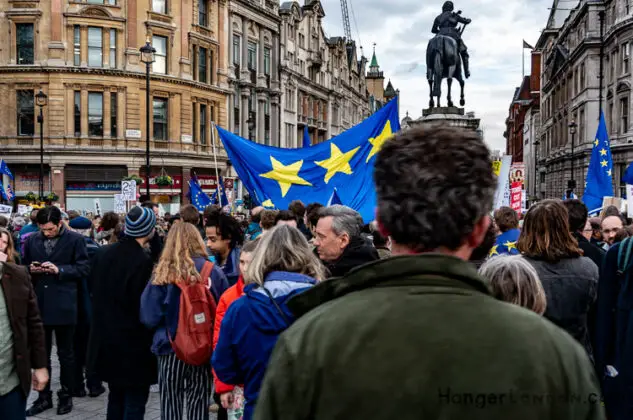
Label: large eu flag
xmin=189 ymin=178 xmax=212 ymax=211
xmin=583 ymin=112 xmax=614 ymax=213
xmin=217 ymin=99 xmax=400 ymax=222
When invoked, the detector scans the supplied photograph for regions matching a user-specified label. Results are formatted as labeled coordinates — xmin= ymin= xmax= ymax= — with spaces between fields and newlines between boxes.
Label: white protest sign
xmin=114 ymin=194 xmax=126 ymax=214
xmin=493 ymin=155 xmax=513 ymax=210
xmin=627 ymin=185 xmax=633 ymax=215
xmin=94 ymin=199 xmax=102 ymax=216
xmin=17 ymin=204 xmax=31 ymax=215
xmin=121 ymin=180 xmax=137 ymax=201
xmin=0 ymin=204 xmax=12 ymax=218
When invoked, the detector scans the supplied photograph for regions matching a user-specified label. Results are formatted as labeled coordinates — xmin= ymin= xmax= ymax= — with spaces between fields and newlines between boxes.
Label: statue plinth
xmin=409 ymin=106 xmax=481 ymax=132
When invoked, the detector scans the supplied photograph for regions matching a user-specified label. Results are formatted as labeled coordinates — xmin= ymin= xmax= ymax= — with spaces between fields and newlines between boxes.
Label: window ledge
xmin=147 ymin=11 xmax=173 ymax=25
xmin=68 ymin=1 xmax=121 ymax=9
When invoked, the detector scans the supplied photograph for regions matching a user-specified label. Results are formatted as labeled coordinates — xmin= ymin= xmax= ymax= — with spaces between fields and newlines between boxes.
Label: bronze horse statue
xmin=426 ymin=19 xmax=469 ymax=108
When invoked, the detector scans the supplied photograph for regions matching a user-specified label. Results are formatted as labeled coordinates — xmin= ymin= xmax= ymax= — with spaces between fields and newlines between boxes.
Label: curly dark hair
xmin=260 ymin=210 xmax=278 ymax=230
xmin=100 ymin=211 xmax=120 ymax=231
xmin=288 ymin=200 xmax=306 ymax=218
xmin=374 ymin=125 xmax=495 ymax=252
xmin=205 ymin=212 xmax=244 ymax=249
xmin=494 ymin=207 xmax=519 ymax=233
xmin=563 ymin=199 xmax=588 ymax=233
xmin=275 ymin=210 xmax=297 ymax=225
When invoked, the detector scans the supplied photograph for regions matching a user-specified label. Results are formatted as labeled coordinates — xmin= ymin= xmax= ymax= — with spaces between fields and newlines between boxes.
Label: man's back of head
xmin=563 ymin=199 xmax=588 ymax=233
xmin=493 ymin=207 xmax=519 ymax=233
xmin=180 ymin=204 xmax=200 ymax=225
xmin=374 ymin=125 xmax=495 ymax=258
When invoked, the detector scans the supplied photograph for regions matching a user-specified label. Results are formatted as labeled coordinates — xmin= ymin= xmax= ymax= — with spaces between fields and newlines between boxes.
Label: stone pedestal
xmin=409 ymin=107 xmax=481 ymax=132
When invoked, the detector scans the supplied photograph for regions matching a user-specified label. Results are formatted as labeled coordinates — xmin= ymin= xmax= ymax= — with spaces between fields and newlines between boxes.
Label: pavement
xmin=27 ymin=346 xmax=217 ymax=419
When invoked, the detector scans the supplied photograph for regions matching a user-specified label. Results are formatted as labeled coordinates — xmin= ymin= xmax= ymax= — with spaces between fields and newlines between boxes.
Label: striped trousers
xmin=157 ymin=353 xmax=211 ymax=420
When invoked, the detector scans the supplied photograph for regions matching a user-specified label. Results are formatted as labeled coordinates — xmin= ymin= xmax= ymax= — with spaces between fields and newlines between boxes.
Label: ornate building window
xmin=153 ymin=98 xmax=168 ymax=141
xmin=199 ymin=47 xmax=207 ymax=83
xmin=200 ymin=103 xmax=207 ymax=145
xmin=198 ymin=0 xmax=208 ymax=27
xmin=248 ymin=42 xmax=257 ymax=70
xmin=88 ymin=27 xmax=103 ymax=67
xmin=233 ymin=35 xmax=241 ymax=66
xmin=16 ymin=23 xmax=34 ymax=65
xmin=111 ymin=92 xmax=118 ymax=137
xmin=152 ymin=0 xmax=167 ymax=14
xmin=152 ymin=35 xmax=168 ymax=74
xmin=17 ymin=90 xmax=34 ymax=136
xmin=264 ymin=47 xmax=271 ymax=76
xmin=74 ymin=91 xmax=81 ymax=137
xmin=74 ymin=26 xmax=81 ymax=66
xmin=621 ymin=97 xmax=629 ymax=133
xmin=109 ymin=29 xmax=117 ymax=68
xmin=88 ymin=92 xmax=104 ymax=137
xmin=623 ymin=42 xmax=630 ymax=75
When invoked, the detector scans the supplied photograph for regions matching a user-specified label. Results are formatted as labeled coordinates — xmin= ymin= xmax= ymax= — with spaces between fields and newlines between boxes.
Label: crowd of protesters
xmin=5 ymin=124 xmax=633 ymax=420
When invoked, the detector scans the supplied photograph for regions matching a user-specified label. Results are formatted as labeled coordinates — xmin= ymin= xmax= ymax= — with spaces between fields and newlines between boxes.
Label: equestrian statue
xmin=427 ymin=1 xmax=471 ymax=108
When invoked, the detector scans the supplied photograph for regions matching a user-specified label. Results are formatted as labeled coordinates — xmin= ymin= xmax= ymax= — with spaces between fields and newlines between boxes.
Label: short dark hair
xmin=180 ymin=204 xmax=200 ymax=225
xmin=142 ymin=201 xmax=158 ymax=210
xmin=205 ymin=212 xmax=244 ymax=249
xmin=30 ymin=209 xmax=39 ymax=223
xmin=494 ymin=207 xmax=519 ymax=233
xmin=36 ymin=206 xmax=62 ymax=225
xmin=203 ymin=205 xmax=221 ymax=223
xmin=0 ymin=215 xmax=8 ymax=228
xmin=374 ymin=125 xmax=495 ymax=252
xmin=563 ymin=199 xmax=588 ymax=233
xmin=288 ymin=200 xmax=306 ymax=218
xmin=260 ymin=210 xmax=277 ymax=230
xmin=101 ymin=211 xmax=120 ymax=231
xmin=469 ymin=217 xmax=497 ymax=262
xmin=306 ymin=203 xmax=324 ymax=228
xmin=275 ymin=210 xmax=297 ymax=225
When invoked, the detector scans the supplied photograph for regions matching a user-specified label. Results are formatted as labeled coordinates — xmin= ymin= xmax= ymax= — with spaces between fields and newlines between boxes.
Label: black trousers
xmin=107 ymin=385 xmax=150 ymax=420
xmin=42 ymin=325 xmax=76 ymax=396
xmin=74 ymin=324 xmax=101 ymax=391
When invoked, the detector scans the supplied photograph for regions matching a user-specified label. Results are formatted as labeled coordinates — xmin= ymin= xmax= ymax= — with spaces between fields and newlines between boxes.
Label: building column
xmin=192 ymin=45 xmax=199 ymax=80
xmin=80 ymin=89 xmax=88 ymax=137
xmin=104 ymin=91 xmax=112 ymax=137
xmin=228 ymin=90 xmax=234 ymax=131
xmin=48 ymin=0 xmax=65 ymax=64
xmin=271 ymin=96 xmax=280 ymax=147
xmin=193 ymin=101 xmax=200 ymax=143
xmin=117 ymin=89 xmax=125 ymax=138
xmin=272 ymin=33 xmax=279 ymax=86
xmin=103 ymin=27 xmax=110 ymax=68
xmin=80 ymin=26 xmax=88 ymax=67
xmin=241 ymin=90 xmax=249 ymax=138
xmin=51 ymin=165 xmax=65 ymax=209
xmin=217 ymin=0 xmax=228 ymax=86
xmin=257 ymin=95 xmax=265 ymax=143
xmin=182 ymin=166 xmax=192 ymax=204
xmin=258 ymin=28 xmax=265 ymax=76
xmin=241 ymin=17 xmax=249 ymax=79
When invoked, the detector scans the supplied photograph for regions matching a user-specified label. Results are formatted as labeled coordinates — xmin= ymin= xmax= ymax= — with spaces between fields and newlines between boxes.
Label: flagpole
xmin=522 ymin=43 xmax=525 ymax=79
xmin=211 ymin=123 xmax=222 ymax=204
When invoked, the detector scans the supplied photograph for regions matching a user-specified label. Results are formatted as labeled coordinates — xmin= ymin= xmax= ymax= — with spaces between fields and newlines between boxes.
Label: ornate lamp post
xmin=533 ymin=138 xmax=540 ymax=201
xmin=140 ymin=39 xmax=156 ymax=199
xmin=35 ymin=90 xmax=48 ymax=199
xmin=568 ymin=120 xmax=578 ymax=198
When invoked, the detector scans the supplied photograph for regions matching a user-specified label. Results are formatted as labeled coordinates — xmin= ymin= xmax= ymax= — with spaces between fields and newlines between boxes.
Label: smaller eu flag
xmin=0 ymin=182 xmax=7 ymax=201
xmin=583 ymin=112 xmax=614 ymax=213
xmin=0 ymin=160 xmax=13 ymax=180
xmin=327 ymin=188 xmax=343 ymax=206
xmin=211 ymin=176 xmax=230 ymax=207
xmin=623 ymin=162 xmax=633 ymax=185
xmin=302 ymin=125 xmax=311 ymax=148
xmin=189 ymin=178 xmax=212 ymax=211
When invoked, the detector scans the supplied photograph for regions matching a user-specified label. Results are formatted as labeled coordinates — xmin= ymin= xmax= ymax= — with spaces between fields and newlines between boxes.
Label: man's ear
xmin=468 ymin=216 xmax=491 ymax=249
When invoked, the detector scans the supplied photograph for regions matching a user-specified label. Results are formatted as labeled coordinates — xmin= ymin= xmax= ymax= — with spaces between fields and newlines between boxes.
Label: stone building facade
xmin=226 ymin=0 xmax=281 ymax=145
xmin=278 ymin=0 xmax=372 ymax=147
xmin=535 ymin=0 xmax=633 ymax=201
xmin=0 ymin=0 xmax=232 ymax=213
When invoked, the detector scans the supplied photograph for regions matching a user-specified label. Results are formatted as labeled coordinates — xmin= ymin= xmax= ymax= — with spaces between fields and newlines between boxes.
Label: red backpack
xmin=169 ymin=261 xmax=217 ymax=366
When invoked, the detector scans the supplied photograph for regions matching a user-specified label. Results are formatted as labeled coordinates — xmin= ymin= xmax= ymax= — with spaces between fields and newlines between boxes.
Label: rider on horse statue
xmin=431 ymin=1 xmax=471 ymax=78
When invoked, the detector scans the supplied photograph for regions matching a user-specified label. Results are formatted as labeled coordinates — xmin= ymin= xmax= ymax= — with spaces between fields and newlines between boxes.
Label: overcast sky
xmin=317 ymin=0 xmax=553 ymax=153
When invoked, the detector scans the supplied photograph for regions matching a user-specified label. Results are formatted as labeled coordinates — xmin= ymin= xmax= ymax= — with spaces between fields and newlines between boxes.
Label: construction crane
xmin=340 ymin=0 xmax=352 ymax=42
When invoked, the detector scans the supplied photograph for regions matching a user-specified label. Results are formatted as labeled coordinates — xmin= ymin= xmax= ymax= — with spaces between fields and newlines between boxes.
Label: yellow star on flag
xmin=489 ymin=245 xmax=499 ymax=257
xmin=262 ymin=199 xmax=275 ymax=208
xmin=315 ymin=143 xmax=360 ymax=184
xmin=601 ymin=160 xmax=608 ymax=167
xmin=260 ymin=156 xmax=312 ymax=197
xmin=504 ymin=241 xmax=518 ymax=253
xmin=607 ymin=169 xmax=613 ymax=177
xmin=366 ymin=120 xmax=394 ymax=163
xmin=594 ymin=139 xmax=599 ymax=147
xmin=600 ymin=148 xmax=607 ymax=156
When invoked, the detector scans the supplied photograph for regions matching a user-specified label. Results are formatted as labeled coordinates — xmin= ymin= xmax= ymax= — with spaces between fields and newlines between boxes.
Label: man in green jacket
xmin=254 ymin=126 xmax=605 ymax=420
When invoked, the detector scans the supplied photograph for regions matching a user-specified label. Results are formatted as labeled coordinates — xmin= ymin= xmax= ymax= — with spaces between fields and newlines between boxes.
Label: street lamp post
xmin=568 ymin=120 xmax=578 ymax=198
xmin=35 ymin=90 xmax=48 ymax=200
xmin=533 ymin=138 xmax=540 ymax=201
xmin=140 ymin=40 xmax=156 ymax=199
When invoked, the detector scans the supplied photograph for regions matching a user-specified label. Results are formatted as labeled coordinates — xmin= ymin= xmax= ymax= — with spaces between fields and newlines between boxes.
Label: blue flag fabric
xmin=189 ymin=178 xmax=212 ymax=211
xmin=328 ymin=188 xmax=343 ymax=206
xmin=0 ymin=182 xmax=7 ymax=201
xmin=211 ymin=176 xmax=230 ymax=207
xmin=0 ymin=160 xmax=13 ymax=180
xmin=583 ymin=112 xmax=614 ymax=213
xmin=623 ymin=162 xmax=633 ymax=185
xmin=302 ymin=125 xmax=311 ymax=148
xmin=217 ymin=99 xmax=400 ymax=223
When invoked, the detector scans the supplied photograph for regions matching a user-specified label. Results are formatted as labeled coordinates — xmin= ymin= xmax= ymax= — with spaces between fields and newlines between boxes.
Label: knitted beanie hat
xmin=125 ymin=206 xmax=156 ymax=238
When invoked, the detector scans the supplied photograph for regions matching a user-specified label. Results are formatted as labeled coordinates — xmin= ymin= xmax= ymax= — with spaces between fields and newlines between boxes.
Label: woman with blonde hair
xmin=212 ymin=224 xmax=325 ymax=420
xmin=141 ymin=222 xmax=228 ymax=420
xmin=479 ymin=255 xmax=547 ymax=315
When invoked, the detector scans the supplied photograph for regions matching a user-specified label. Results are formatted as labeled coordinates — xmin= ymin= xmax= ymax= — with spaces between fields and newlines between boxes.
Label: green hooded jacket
xmin=254 ymin=254 xmax=605 ymax=420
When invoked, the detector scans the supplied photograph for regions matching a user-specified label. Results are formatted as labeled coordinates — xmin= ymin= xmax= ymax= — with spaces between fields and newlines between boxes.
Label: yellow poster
xmin=492 ymin=160 xmax=502 ymax=177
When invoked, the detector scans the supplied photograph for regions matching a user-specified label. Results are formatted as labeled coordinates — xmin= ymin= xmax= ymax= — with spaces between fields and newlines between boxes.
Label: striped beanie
xmin=125 ymin=206 xmax=156 ymax=238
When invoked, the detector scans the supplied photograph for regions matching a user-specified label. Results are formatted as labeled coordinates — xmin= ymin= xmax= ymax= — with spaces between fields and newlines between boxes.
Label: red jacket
xmin=212 ymin=275 xmax=245 ymax=394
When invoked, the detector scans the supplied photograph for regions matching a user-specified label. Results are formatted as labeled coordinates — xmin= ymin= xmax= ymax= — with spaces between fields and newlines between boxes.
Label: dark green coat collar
xmin=288 ymin=254 xmax=491 ymax=317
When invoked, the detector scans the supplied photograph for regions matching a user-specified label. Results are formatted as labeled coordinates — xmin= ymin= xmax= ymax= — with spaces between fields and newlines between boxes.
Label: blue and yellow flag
xmin=216 ymin=99 xmax=400 ymax=222
xmin=583 ymin=112 xmax=614 ymax=213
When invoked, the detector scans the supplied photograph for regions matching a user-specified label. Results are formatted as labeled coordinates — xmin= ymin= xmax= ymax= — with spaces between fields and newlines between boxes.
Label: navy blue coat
xmin=23 ymin=227 xmax=90 ymax=325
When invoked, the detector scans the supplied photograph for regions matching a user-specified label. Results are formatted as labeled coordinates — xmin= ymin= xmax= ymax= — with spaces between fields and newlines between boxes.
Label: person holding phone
xmin=23 ymin=206 xmax=90 ymax=417
xmin=0 ymin=260 xmax=48 ymax=419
